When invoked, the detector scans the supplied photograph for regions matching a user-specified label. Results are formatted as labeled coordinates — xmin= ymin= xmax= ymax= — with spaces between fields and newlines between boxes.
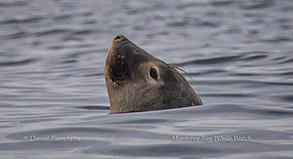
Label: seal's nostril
xmin=114 ymin=35 xmax=121 ymax=40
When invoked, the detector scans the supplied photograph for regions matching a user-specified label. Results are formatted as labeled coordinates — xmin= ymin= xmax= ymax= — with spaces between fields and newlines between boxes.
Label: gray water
xmin=0 ymin=0 xmax=293 ymax=158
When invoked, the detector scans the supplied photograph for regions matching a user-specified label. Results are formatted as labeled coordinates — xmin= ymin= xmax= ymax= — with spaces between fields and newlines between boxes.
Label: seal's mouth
xmin=106 ymin=34 xmax=132 ymax=83
xmin=107 ymin=53 xmax=131 ymax=82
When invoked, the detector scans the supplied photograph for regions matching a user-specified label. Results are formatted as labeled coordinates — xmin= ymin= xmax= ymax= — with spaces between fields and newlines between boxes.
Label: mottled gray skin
xmin=105 ymin=35 xmax=202 ymax=113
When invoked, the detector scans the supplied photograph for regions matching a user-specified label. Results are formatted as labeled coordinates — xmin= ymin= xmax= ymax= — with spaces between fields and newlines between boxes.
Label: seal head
xmin=105 ymin=35 xmax=202 ymax=113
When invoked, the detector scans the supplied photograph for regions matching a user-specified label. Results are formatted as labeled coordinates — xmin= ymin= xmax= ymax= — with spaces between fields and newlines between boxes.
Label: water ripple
xmin=0 ymin=1 xmax=27 ymax=7
xmin=0 ymin=58 xmax=37 ymax=67
xmin=176 ymin=55 xmax=241 ymax=66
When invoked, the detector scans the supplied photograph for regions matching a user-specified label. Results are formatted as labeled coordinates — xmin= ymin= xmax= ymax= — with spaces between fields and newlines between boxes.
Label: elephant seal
xmin=105 ymin=35 xmax=202 ymax=113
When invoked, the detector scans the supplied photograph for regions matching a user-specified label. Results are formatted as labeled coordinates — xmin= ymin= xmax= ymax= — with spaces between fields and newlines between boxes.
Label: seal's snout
xmin=113 ymin=34 xmax=126 ymax=42
xmin=106 ymin=34 xmax=131 ymax=83
xmin=113 ymin=35 xmax=121 ymax=40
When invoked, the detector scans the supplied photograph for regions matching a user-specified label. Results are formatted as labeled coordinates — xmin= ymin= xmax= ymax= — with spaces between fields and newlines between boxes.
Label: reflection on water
xmin=0 ymin=0 xmax=292 ymax=158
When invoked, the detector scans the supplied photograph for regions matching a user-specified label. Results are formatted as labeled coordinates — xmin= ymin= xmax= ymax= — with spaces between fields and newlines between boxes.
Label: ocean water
xmin=0 ymin=0 xmax=293 ymax=158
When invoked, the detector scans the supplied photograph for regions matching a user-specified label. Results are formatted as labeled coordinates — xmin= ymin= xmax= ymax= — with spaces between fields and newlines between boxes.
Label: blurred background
xmin=0 ymin=0 xmax=292 ymax=158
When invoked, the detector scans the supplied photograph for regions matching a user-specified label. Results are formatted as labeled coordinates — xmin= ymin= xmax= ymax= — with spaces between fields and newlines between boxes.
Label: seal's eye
xmin=150 ymin=67 xmax=158 ymax=80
